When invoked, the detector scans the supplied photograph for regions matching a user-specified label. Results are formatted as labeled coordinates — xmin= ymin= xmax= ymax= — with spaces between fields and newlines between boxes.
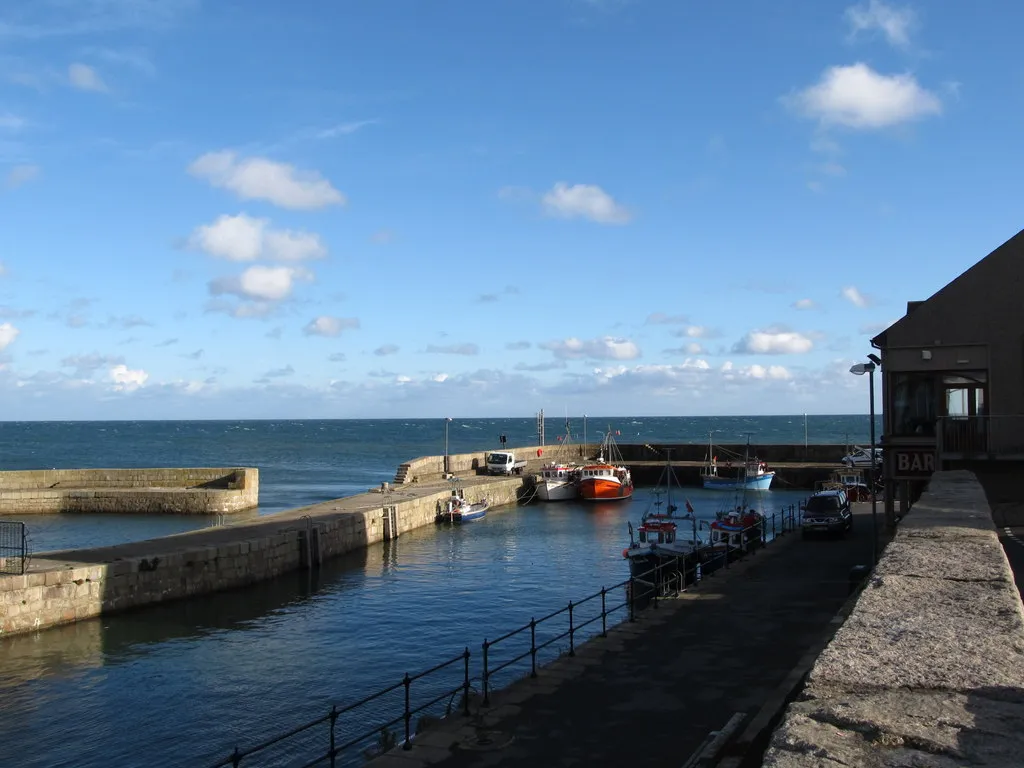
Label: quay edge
xmin=0 ymin=467 xmax=259 ymax=515
xmin=0 ymin=473 xmax=529 ymax=638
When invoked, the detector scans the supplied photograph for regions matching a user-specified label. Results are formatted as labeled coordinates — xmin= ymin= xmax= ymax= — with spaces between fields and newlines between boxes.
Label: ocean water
xmin=0 ymin=415 xmax=877 ymax=553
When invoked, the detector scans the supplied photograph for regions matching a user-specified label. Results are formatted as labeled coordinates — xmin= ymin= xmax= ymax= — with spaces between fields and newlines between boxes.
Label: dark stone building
xmin=871 ymin=228 xmax=1024 ymax=523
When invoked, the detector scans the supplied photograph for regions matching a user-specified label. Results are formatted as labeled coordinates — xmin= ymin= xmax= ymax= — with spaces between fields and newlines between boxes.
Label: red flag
xmin=685 ymin=499 xmax=694 ymax=515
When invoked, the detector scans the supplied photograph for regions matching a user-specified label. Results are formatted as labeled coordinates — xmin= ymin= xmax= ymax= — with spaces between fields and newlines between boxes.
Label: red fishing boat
xmin=576 ymin=429 xmax=633 ymax=502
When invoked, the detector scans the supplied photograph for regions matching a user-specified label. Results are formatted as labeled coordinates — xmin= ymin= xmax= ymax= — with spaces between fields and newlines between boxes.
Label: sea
xmin=0 ymin=415 xmax=877 ymax=768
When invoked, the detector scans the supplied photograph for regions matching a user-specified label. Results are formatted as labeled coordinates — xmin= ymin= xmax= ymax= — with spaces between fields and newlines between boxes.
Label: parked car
xmin=801 ymin=489 xmax=853 ymax=538
xmin=841 ymin=447 xmax=883 ymax=468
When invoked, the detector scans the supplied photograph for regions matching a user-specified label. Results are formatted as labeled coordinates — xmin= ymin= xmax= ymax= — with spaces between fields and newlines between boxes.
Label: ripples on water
xmin=0 ymin=488 xmax=808 ymax=768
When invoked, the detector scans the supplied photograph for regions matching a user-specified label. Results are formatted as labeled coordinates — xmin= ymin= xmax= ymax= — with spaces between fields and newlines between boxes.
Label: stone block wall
xmin=0 ymin=476 xmax=525 ymax=637
xmin=0 ymin=468 xmax=258 ymax=515
xmin=761 ymin=470 xmax=1024 ymax=766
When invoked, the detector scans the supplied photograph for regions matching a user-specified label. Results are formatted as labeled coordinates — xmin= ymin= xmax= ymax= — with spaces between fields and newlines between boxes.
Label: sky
xmin=0 ymin=0 xmax=1020 ymax=420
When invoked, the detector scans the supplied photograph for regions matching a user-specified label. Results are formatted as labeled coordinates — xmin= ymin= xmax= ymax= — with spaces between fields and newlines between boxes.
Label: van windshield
xmin=487 ymin=453 xmax=510 ymax=464
xmin=806 ymin=495 xmax=841 ymax=514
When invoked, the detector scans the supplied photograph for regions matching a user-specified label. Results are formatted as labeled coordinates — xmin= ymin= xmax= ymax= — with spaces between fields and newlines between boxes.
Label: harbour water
xmin=0 ymin=415 xmax=876 ymax=552
xmin=0 ymin=487 xmax=809 ymax=768
xmin=0 ymin=415 xmax=864 ymax=767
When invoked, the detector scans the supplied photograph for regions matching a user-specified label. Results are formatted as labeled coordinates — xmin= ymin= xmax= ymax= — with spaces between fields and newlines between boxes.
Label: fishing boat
xmin=536 ymin=420 xmax=581 ymax=502
xmin=623 ymin=451 xmax=702 ymax=592
xmin=436 ymin=488 xmax=489 ymax=524
xmin=815 ymin=467 xmax=876 ymax=502
xmin=577 ymin=429 xmax=633 ymax=502
xmin=700 ymin=433 xmax=775 ymax=491
xmin=706 ymin=506 xmax=764 ymax=561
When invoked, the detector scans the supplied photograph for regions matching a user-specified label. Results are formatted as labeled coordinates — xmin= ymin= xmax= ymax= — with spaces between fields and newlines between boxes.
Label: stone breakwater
xmin=762 ymin=470 xmax=1024 ymax=767
xmin=0 ymin=468 xmax=259 ymax=515
xmin=0 ymin=474 xmax=527 ymax=637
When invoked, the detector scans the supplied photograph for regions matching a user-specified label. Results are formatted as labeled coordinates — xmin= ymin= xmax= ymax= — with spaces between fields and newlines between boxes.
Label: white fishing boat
xmin=536 ymin=420 xmax=580 ymax=502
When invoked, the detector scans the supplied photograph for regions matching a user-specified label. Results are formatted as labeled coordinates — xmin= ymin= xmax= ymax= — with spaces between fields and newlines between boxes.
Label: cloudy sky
xmin=0 ymin=0 xmax=1017 ymax=420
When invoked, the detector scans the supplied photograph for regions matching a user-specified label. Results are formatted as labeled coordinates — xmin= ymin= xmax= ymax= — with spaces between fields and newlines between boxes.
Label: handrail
xmin=207 ymin=503 xmax=803 ymax=767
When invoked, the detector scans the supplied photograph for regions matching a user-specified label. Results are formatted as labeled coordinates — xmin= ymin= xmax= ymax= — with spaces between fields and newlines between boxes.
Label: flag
xmin=685 ymin=498 xmax=694 ymax=515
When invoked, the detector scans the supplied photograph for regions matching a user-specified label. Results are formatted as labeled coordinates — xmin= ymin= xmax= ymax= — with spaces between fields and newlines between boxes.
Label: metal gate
xmin=0 ymin=521 xmax=27 ymax=575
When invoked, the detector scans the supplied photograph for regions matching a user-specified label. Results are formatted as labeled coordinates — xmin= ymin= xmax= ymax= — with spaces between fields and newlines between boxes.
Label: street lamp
xmin=850 ymin=360 xmax=878 ymax=566
xmin=444 ymin=417 xmax=453 ymax=476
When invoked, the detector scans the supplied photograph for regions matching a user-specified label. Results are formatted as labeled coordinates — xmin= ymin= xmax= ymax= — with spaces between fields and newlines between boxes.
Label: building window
xmin=891 ymin=373 xmax=937 ymax=436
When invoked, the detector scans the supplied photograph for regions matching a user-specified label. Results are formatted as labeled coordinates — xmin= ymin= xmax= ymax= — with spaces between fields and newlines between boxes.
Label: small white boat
xmin=436 ymin=489 xmax=489 ymax=524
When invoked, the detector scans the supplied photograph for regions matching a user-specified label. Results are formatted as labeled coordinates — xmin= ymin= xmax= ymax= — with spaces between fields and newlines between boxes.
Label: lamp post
xmin=850 ymin=360 xmax=878 ymax=566
xmin=444 ymin=417 xmax=453 ymax=476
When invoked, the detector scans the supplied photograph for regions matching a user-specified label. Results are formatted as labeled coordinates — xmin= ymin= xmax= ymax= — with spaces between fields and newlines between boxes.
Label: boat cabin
xmin=638 ymin=521 xmax=677 ymax=545
xmin=541 ymin=466 xmax=575 ymax=481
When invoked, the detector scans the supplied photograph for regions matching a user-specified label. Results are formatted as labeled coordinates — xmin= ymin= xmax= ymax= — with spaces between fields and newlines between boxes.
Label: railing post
xmin=600 ymin=587 xmax=607 ymax=637
xmin=772 ymin=512 xmax=776 ymax=540
xmin=653 ymin=560 xmax=660 ymax=609
xmin=462 ymin=647 xmax=471 ymax=716
xmin=402 ymin=673 xmax=412 ymax=750
xmin=530 ymin=619 xmax=538 ymax=677
xmin=328 ymin=704 xmax=339 ymax=767
xmin=628 ymin=575 xmax=636 ymax=622
xmin=230 ymin=747 xmax=242 ymax=768
xmin=482 ymin=640 xmax=490 ymax=706
xmin=568 ymin=601 xmax=576 ymax=656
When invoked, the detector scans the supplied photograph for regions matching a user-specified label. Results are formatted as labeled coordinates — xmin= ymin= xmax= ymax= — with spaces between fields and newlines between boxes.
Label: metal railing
xmin=937 ymin=415 xmax=1024 ymax=457
xmin=207 ymin=505 xmax=801 ymax=767
xmin=0 ymin=521 xmax=27 ymax=575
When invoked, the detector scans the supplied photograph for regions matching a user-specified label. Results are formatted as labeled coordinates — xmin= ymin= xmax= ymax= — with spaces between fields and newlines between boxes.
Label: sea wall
xmin=761 ymin=470 xmax=1024 ymax=766
xmin=0 ymin=468 xmax=258 ymax=515
xmin=0 ymin=476 xmax=525 ymax=637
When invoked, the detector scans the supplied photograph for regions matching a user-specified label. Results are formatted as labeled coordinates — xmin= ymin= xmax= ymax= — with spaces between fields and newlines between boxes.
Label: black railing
xmin=207 ymin=505 xmax=801 ymax=767
xmin=0 ymin=521 xmax=27 ymax=575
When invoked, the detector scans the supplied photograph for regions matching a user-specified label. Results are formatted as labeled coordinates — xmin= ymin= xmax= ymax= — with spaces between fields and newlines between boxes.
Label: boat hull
xmin=536 ymin=480 xmax=577 ymax=502
xmin=579 ymin=478 xmax=633 ymax=502
xmin=701 ymin=472 xmax=775 ymax=491
xmin=437 ymin=501 xmax=489 ymax=524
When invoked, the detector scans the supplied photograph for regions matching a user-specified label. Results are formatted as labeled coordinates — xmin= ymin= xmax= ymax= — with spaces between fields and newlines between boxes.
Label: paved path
xmin=373 ymin=506 xmax=876 ymax=768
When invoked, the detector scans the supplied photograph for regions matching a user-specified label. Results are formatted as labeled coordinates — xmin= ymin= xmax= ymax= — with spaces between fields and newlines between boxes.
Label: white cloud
xmin=645 ymin=312 xmax=688 ymax=325
xmin=188 ymin=151 xmax=345 ymax=210
xmin=5 ymin=164 xmax=39 ymax=189
xmin=316 ymin=120 xmax=377 ymax=138
xmin=666 ymin=342 xmax=706 ymax=355
xmin=841 ymin=285 xmax=873 ymax=307
xmin=733 ymin=329 xmax=814 ymax=355
xmin=541 ymin=182 xmax=631 ymax=225
xmin=541 ymin=336 xmax=641 ymax=361
xmin=68 ymin=63 xmax=108 ymax=92
xmin=676 ymin=325 xmax=716 ymax=339
xmin=0 ymin=323 xmax=19 ymax=350
xmin=303 ymin=316 xmax=359 ymax=337
xmin=188 ymin=213 xmax=327 ymax=262
xmin=785 ymin=63 xmax=941 ymax=129
xmin=109 ymin=364 xmax=148 ymax=391
xmin=792 ymin=298 xmax=817 ymax=310
xmin=210 ymin=265 xmax=311 ymax=303
xmin=431 ymin=373 xmax=449 ymax=383
xmin=426 ymin=343 xmax=480 ymax=356
xmin=844 ymin=0 xmax=915 ymax=48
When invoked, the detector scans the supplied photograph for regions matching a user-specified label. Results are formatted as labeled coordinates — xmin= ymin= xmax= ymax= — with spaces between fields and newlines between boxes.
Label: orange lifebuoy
xmin=622 ymin=548 xmax=630 ymax=559
xmin=537 ymin=449 xmax=543 ymax=457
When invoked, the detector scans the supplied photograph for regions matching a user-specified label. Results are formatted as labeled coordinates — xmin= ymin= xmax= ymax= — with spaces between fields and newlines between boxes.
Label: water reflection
xmin=0 ymin=490 xmax=808 ymax=768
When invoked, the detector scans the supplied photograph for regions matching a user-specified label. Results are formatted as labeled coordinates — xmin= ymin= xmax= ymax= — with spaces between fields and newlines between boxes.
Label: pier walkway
xmin=371 ymin=504 xmax=877 ymax=768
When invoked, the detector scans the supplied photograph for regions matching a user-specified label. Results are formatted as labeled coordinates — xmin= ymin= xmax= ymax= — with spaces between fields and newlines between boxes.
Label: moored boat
xmin=700 ymin=433 xmax=775 ymax=491
xmin=436 ymin=489 xmax=489 ymax=524
xmin=577 ymin=429 xmax=633 ymax=502
xmin=816 ymin=467 xmax=876 ymax=502
xmin=623 ymin=450 xmax=702 ymax=593
xmin=536 ymin=420 xmax=581 ymax=501
xmin=706 ymin=506 xmax=765 ymax=563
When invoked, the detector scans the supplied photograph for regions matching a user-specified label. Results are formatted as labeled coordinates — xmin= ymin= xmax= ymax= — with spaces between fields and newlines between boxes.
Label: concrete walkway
xmin=370 ymin=505 xmax=876 ymax=768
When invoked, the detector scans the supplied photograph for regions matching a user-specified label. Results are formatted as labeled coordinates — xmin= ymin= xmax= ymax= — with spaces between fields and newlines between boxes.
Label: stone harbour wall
xmin=0 ymin=468 xmax=258 ymax=515
xmin=0 ymin=476 xmax=525 ymax=637
xmin=761 ymin=470 xmax=1024 ymax=767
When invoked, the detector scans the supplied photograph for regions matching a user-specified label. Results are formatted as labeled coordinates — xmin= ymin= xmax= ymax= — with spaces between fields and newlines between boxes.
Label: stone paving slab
xmin=370 ymin=508 xmax=876 ymax=768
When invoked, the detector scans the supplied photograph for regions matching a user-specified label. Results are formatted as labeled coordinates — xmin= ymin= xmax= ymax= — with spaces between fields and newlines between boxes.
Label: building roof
xmin=871 ymin=227 xmax=1024 ymax=349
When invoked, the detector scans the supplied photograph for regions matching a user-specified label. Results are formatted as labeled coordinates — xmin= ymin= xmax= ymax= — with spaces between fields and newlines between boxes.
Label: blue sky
xmin=0 ymin=0 xmax=1019 ymax=420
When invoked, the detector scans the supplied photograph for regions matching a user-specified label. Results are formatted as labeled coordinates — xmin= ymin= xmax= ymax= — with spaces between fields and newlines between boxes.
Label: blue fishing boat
xmin=700 ymin=433 xmax=775 ymax=491
xmin=436 ymin=489 xmax=489 ymax=524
